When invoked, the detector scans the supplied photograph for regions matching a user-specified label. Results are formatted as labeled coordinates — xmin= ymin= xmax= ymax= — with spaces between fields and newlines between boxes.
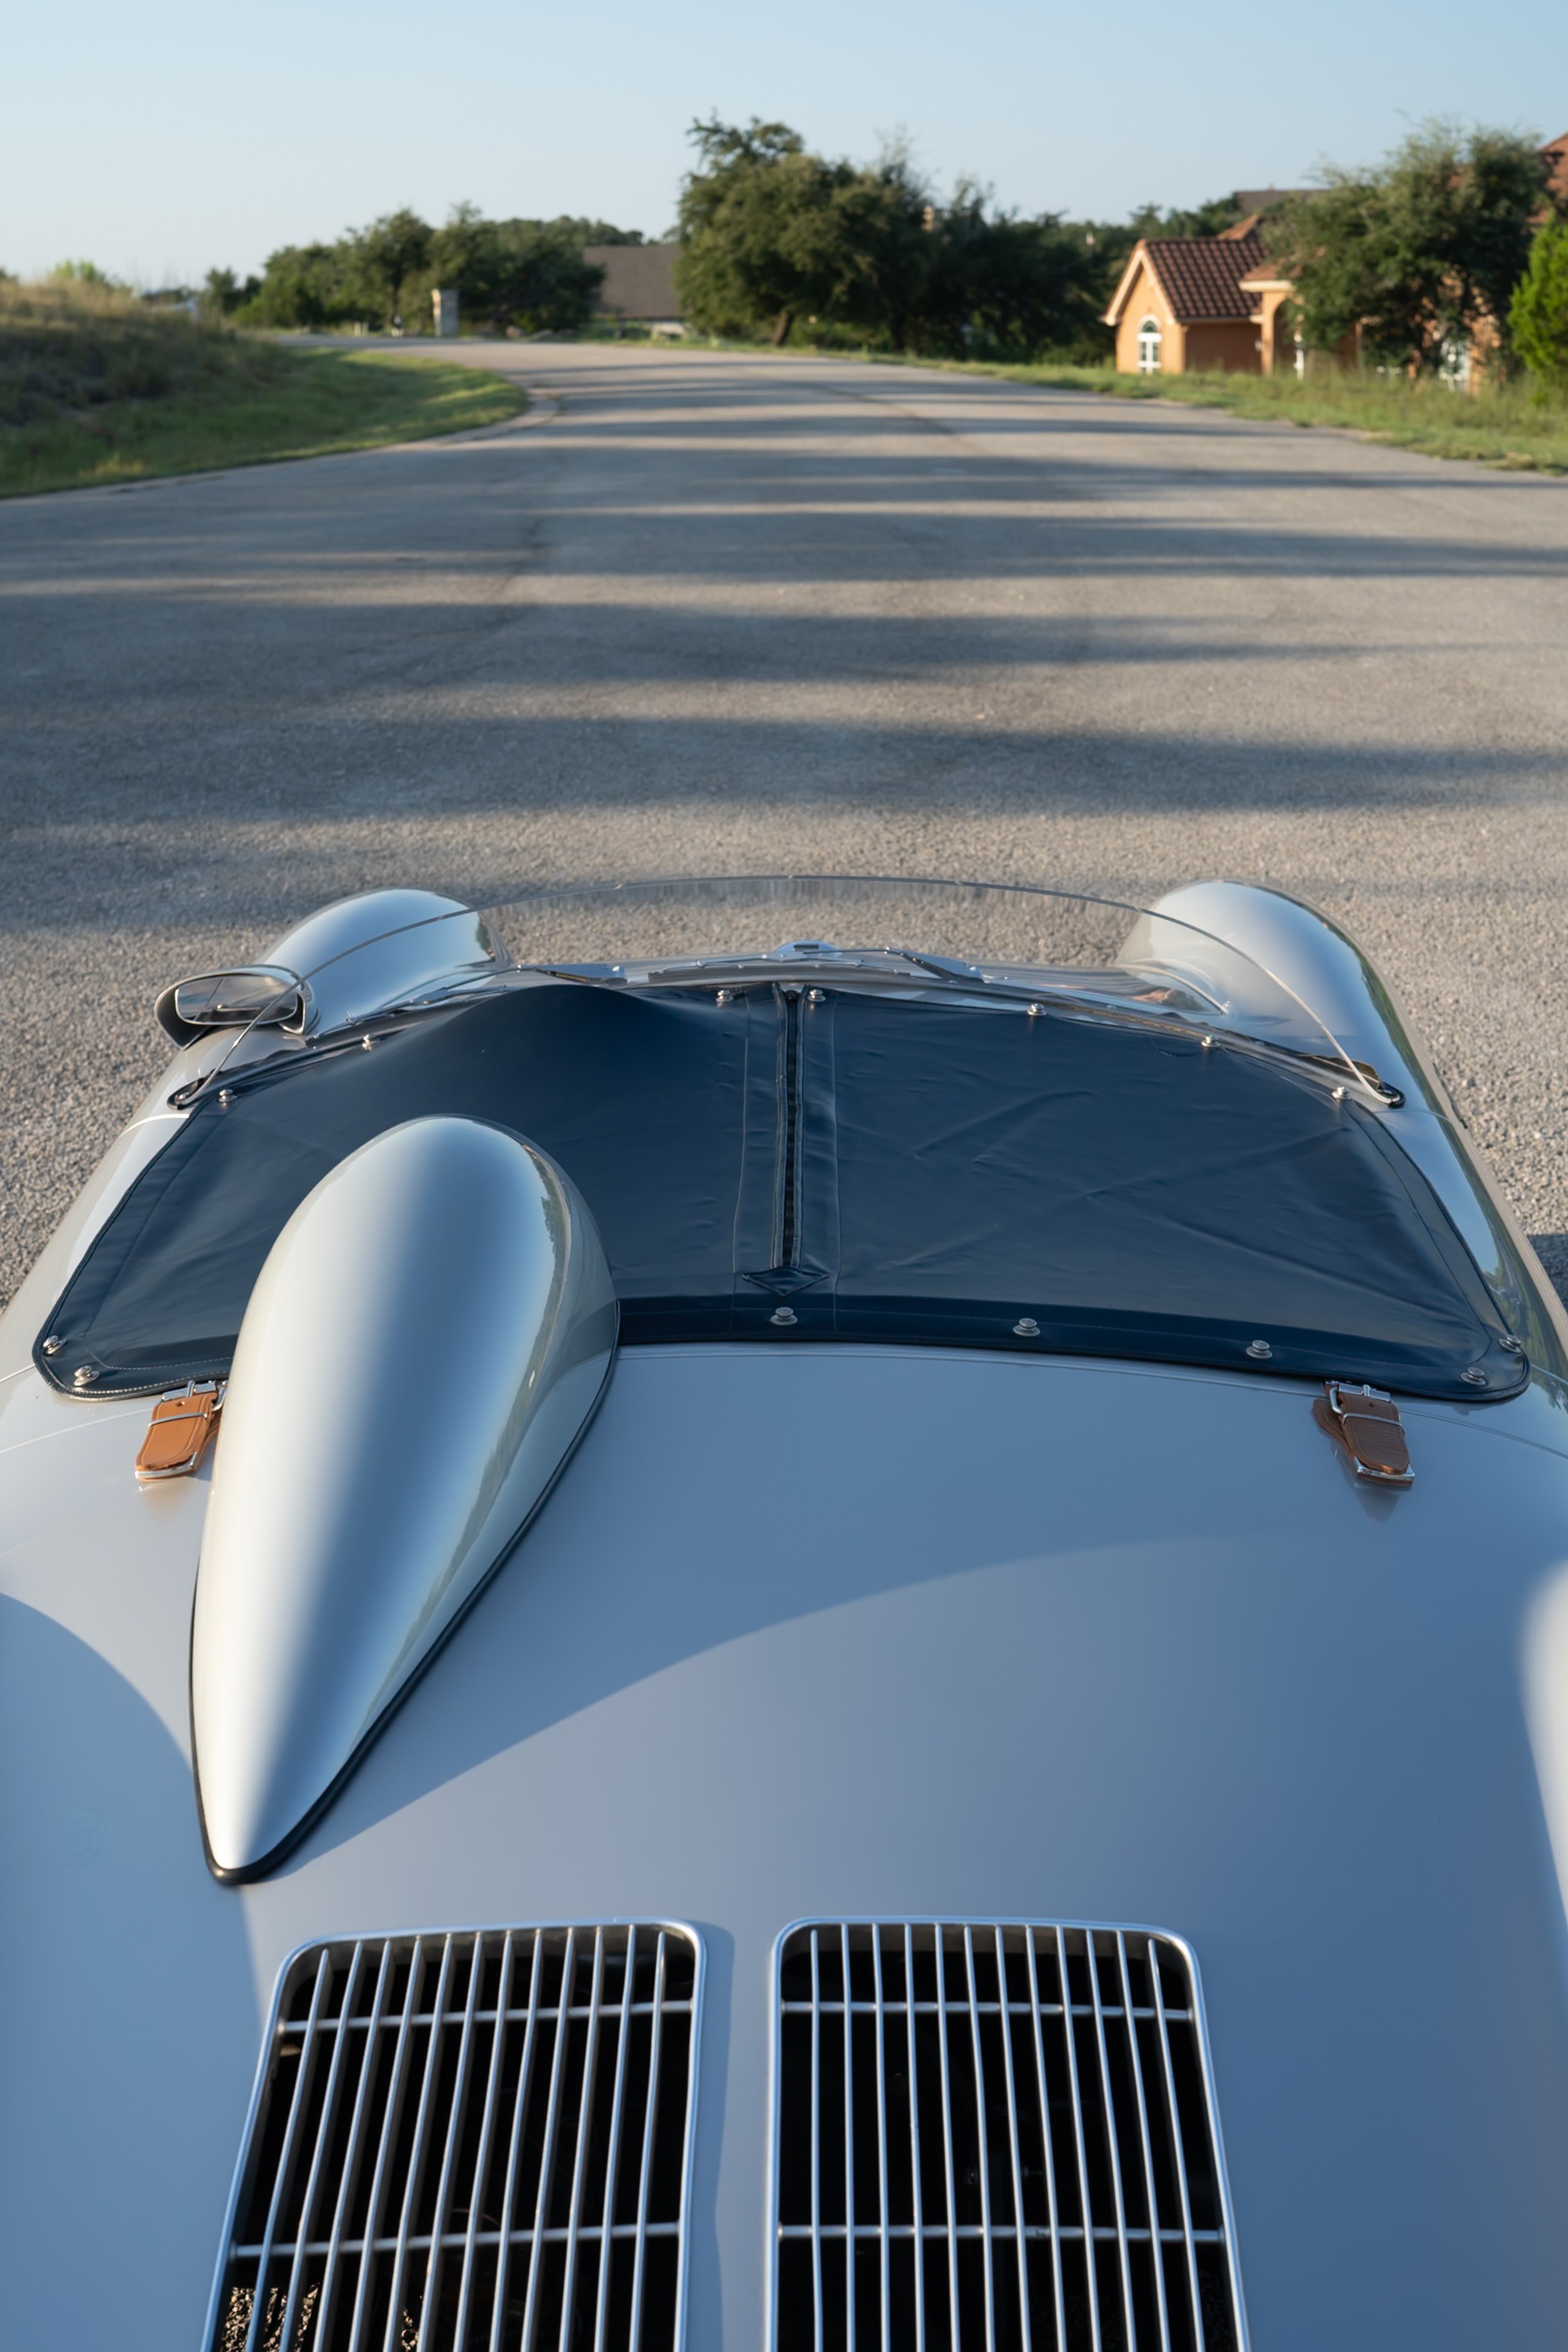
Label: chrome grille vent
xmin=210 ymin=1923 xmax=701 ymax=2352
xmin=772 ymin=1922 xmax=1245 ymax=2352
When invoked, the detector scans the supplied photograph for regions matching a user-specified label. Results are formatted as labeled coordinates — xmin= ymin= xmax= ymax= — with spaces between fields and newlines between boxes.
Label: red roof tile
xmin=1141 ymin=232 xmax=1268 ymax=323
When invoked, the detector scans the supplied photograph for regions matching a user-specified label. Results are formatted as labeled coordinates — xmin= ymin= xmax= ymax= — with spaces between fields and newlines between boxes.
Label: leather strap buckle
xmin=135 ymin=1380 xmax=226 ymax=1482
xmin=1313 ymin=1381 xmax=1412 ymax=1487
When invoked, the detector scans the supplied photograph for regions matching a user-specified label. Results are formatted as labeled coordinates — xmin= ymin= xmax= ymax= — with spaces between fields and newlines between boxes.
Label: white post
xmin=432 ymin=288 xmax=459 ymax=339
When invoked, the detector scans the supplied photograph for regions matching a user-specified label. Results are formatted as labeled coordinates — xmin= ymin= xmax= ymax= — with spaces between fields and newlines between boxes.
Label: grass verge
xmin=851 ymin=350 xmax=1568 ymax=474
xmin=1 ymin=283 xmax=527 ymax=497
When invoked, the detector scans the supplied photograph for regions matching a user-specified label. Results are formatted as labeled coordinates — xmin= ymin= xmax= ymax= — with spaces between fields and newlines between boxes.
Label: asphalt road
xmin=3 ymin=341 xmax=1568 ymax=1306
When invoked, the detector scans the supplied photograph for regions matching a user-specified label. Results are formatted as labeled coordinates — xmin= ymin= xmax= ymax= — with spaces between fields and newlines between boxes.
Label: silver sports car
xmin=4 ymin=873 xmax=1568 ymax=2352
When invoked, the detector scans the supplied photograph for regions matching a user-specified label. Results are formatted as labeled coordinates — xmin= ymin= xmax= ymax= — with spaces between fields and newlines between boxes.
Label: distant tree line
xmin=195 ymin=156 xmax=1253 ymax=365
xmin=178 ymin=116 xmax=1568 ymax=393
xmin=206 ymin=205 xmax=646 ymax=335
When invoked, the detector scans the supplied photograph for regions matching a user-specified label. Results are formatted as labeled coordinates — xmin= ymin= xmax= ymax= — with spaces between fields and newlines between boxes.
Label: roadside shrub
xmin=1510 ymin=219 xmax=1568 ymax=395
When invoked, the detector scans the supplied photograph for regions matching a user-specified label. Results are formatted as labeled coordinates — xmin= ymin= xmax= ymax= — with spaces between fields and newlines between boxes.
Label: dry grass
xmin=0 ymin=280 xmax=526 ymax=496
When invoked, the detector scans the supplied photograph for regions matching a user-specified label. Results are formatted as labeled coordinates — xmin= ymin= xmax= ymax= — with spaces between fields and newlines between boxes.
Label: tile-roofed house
xmin=1103 ymin=226 xmax=1269 ymax=375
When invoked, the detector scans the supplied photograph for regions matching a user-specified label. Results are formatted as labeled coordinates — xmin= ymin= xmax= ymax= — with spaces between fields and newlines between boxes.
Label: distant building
xmin=585 ymin=245 xmax=685 ymax=334
xmin=1104 ymin=222 xmax=1272 ymax=376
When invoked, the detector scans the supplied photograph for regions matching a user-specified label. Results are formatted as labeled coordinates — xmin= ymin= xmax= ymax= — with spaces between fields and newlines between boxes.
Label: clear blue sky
xmin=6 ymin=0 xmax=1564 ymax=285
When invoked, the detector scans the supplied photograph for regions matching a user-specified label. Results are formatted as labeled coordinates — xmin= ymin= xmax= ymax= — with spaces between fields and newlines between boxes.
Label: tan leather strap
xmin=135 ymin=1381 xmax=225 ymax=1482
xmin=1313 ymin=1381 xmax=1412 ymax=1486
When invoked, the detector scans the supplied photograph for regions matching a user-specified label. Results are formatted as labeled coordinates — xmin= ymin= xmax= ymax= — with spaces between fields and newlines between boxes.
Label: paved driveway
xmin=2 ymin=342 xmax=1567 ymax=1302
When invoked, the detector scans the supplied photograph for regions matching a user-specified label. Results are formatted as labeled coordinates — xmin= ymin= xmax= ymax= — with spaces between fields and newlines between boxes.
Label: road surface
xmin=2 ymin=341 xmax=1567 ymax=1303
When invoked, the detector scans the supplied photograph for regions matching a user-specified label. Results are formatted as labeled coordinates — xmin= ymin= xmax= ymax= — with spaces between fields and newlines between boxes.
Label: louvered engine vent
xmin=210 ymin=1923 xmax=701 ymax=2352
xmin=773 ymin=1922 xmax=1245 ymax=2352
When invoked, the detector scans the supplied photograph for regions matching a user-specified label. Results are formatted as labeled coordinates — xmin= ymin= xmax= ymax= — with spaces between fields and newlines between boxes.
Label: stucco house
xmin=1103 ymin=222 xmax=1272 ymax=375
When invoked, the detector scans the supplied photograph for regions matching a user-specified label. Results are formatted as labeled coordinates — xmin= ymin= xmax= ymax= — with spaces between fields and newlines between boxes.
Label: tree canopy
xmin=236 ymin=205 xmax=641 ymax=335
xmin=202 ymin=267 xmax=262 ymax=318
xmin=674 ymin=118 xmax=1102 ymax=359
xmin=1267 ymin=122 xmax=1558 ymax=372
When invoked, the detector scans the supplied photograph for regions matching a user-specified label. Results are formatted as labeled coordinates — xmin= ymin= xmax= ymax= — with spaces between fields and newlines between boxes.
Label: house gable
xmin=1103 ymin=249 xmax=1172 ymax=330
xmin=1103 ymin=253 xmax=1169 ymax=372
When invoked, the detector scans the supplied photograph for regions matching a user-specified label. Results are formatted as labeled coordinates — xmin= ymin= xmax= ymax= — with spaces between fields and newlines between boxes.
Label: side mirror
xmin=154 ymin=965 xmax=309 ymax=1047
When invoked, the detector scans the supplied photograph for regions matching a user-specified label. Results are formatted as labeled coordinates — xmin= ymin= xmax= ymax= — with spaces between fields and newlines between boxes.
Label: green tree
xmin=236 ymin=205 xmax=624 ymax=336
xmin=1269 ymin=121 xmax=1554 ymax=371
xmin=676 ymin=118 xmax=1098 ymax=358
xmin=238 ymin=243 xmax=356 ymax=329
xmin=201 ymin=267 xmax=262 ymax=319
xmin=1510 ymin=218 xmax=1568 ymax=393
xmin=910 ymin=186 xmax=1104 ymax=357
xmin=342 ymin=208 xmax=433 ymax=328
xmin=676 ymin=119 xmax=884 ymax=345
xmin=483 ymin=221 xmax=606 ymax=333
xmin=427 ymin=207 xmax=606 ymax=333
xmin=427 ymin=201 xmax=492 ymax=297
xmin=1125 ymin=193 xmax=1251 ymax=241
xmin=549 ymin=219 xmax=645 ymax=249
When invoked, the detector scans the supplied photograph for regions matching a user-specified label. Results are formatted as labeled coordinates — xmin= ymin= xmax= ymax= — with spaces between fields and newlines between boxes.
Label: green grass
xmin=0 ymin=282 xmax=527 ymax=497
xmin=850 ymin=349 xmax=1568 ymax=474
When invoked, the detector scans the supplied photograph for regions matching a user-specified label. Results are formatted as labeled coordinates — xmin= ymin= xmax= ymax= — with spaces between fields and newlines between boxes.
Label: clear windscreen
xmin=172 ymin=876 xmax=1389 ymax=1108
xmin=484 ymin=874 xmax=1130 ymax=969
xmin=417 ymin=877 xmax=1359 ymax=1075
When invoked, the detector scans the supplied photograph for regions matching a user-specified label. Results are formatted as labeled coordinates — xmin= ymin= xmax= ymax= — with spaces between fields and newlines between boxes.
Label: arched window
xmin=1136 ymin=316 xmax=1162 ymax=373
